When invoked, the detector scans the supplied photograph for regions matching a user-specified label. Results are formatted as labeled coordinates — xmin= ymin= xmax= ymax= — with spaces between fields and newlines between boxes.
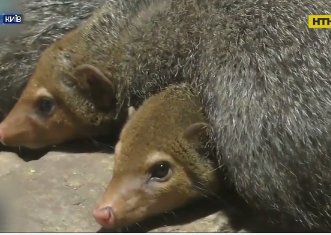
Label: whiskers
xmin=87 ymin=137 xmax=115 ymax=153
xmin=192 ymin=180 xmax=233 ymax=210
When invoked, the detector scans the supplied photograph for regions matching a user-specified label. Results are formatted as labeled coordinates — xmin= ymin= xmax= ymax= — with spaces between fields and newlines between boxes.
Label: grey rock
xmin=0 ymin=151 xmax=238 ymax=232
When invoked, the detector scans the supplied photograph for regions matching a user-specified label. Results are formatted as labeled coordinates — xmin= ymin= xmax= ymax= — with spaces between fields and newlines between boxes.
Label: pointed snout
xmin=93 ymin=176 xmax=149 ymax=229
xmin=0 ymin=110 xmax=38 ymax=148
xmin=93 ymin=206 xmax=115 ymax=228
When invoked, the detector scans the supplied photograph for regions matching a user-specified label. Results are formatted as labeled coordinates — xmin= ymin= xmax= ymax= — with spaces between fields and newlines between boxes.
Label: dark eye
xmin=150 ymin=161 xmax=172 ymax=181
xmin=36 ymin=97 xmax=55 ymax=115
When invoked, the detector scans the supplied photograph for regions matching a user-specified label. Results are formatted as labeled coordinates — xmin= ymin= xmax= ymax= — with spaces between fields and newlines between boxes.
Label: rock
xmin=0 ymin=151 xmax=239 ymax=232
xmin=0 ymin=152 xmax=24 ymax=176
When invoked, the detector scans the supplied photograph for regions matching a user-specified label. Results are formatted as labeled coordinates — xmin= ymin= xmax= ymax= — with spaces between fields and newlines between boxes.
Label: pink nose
xmin=93 ymin=206 xmax=115 ymax=228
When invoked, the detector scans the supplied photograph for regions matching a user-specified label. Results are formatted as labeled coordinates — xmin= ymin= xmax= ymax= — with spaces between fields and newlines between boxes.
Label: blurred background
xmin=0 ymin=0 xmax=24 ymax=40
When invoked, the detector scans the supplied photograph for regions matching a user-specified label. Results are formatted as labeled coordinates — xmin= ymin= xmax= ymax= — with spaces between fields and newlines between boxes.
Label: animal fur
xmin=0 ymin=0 xmax=103 ymax=120
xmin=3 ymin=0 xmax=331 ymax=231
xmin=94 ymin=83 xmax=221 ymax=229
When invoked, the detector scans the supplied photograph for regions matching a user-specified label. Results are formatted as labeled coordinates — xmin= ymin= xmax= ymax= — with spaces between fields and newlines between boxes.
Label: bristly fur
xmin=88 ymin=0 xmax=331 ymax=231
xmin=96 ymin=83 xmax=220 ymax=229
xmin=120 ymin=83 xmax=208 ymax=163
xmin=9 ymin=0 xmax=331 ymax=231
xmin=41 ymin=0 xmax=204 ymax=124
xmin=0 ymin=0 xmax=103 ymax=120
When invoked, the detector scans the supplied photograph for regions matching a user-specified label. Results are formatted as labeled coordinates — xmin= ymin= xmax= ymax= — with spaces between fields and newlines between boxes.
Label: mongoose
xmin=0 ymin=0 xmax=102 ymax=130
xmin=93 ymin=83 xmax=220 ymax=229
xmin=1 ymin=0 xmax=331 ymax=231
xmin=0 ymin=0 xmax=201 ymax=148
xmin=0 ymin=0 xmax=103 ymax=152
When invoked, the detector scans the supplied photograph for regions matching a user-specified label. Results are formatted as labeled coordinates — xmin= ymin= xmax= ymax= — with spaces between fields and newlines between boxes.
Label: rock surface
xmin=0 ymin=150 xmax=243 ymax=232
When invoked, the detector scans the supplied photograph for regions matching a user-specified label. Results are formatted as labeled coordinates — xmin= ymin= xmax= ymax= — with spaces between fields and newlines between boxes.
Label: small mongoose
xmin=0 ymin=0 xmax=203 ymax=148
xmin=0 ymin=0 xmax=103 ymax=150
xmin=93 ymin=83 xmax=220 ymax=229
xmin=1 ymin=0 xmax=331 ymax=231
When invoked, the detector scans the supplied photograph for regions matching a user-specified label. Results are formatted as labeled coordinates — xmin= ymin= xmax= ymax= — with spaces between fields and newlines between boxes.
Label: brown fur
xmin=0 ymin=0 xmax=205 ymax=148
xmin=3 ymin=0 xmax=331 ymax=231
xmin=93 ymin=83 xmax=220 ymax=229
xmin=0 ymin=0 xmax=104 ymax=149
xmin=0 ymin=0 xmax=102 ymax=122
xmin=0 ymin=28 xmax=125 ymax=148
xmin=2 ymin=0 xmax=331 ymax=231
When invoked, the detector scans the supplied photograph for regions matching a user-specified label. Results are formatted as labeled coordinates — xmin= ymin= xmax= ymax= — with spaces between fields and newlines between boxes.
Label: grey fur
xmin=68 ymin=0 xmax=331 ymax=231
xmin=9 ymin=0 xmax=331 ymax=231
xmin=0 ymin=0 xmax=103 ymax=120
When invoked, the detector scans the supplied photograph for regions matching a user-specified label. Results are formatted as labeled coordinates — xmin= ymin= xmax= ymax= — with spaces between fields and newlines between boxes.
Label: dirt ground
xmin=0 ymin=142 xmax=245 ymax=233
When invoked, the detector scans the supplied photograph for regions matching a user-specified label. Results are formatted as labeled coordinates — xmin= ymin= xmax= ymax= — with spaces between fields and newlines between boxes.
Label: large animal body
xmin=0 ymin=0 xmax=331 ymax=231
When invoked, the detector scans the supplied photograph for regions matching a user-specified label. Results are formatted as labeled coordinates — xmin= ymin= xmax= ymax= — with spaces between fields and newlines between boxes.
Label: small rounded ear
xmin=128 ymin=106 xmax=136 ymax=119
xmin=73 ymin=64 xmax=115 ymax=111
xmin=183 ymin=122 xmax=210 ymax=147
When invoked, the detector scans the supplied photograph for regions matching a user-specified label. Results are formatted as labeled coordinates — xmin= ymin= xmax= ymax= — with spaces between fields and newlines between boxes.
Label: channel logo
xmin=0 ymin=13 xmax=23 ymax=24
xmin=308 ymin=15 xmax=331 ymax=28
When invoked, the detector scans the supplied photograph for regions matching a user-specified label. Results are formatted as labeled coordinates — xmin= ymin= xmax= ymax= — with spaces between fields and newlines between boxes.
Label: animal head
xmin=93 ymin=102 xmax=219 ymax=229
xmin=0 ymin=34 xmax=119 ymax=149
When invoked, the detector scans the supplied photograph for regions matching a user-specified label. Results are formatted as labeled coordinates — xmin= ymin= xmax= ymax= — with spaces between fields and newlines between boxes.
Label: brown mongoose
xmin=93 ymin=83 xmax=220 ymax=229
xmin=1 ymin=0 xmax=331 ymax=231
xmin=0 ymin=0 xmax=103 ymax=121
xmin=0 ymin=0 xmax=205 ymax=149
xmin=0 ymin=0 xmax=104 ymax=151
